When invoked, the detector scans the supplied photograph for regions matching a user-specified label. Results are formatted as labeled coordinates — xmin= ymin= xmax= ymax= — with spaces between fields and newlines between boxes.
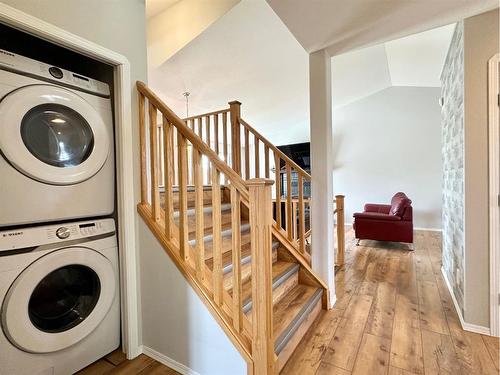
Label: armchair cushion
xmin=364 ymin=204 xmax=391 ymax=214
xmin=353 ymin=212 xmax=401 ymax=221
xmin=389 ymin=192 xmax=412 ymax=217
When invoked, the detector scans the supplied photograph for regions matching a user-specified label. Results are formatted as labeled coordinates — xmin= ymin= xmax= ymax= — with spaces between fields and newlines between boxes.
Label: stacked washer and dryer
xmin=0 ymin=49 xmax=120 ymax=374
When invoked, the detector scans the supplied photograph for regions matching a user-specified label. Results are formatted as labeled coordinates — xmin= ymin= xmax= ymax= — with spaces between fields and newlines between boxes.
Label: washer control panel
xmin=0 ymin=219 xmax=115 ymax=252
xmin=0 ymin=48 xmax=110 ymax=97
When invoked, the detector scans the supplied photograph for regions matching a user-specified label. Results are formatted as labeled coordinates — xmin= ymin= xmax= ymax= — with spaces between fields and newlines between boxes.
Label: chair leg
xmin=356 ymin=239 xmax=361 ymax=246
xmin=408 ymin=243 xmax=415 ymax=251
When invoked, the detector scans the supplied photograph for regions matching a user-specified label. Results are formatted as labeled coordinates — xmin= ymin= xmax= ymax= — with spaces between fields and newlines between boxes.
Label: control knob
xmin=56 ymin=227 xmax=71 ymax=239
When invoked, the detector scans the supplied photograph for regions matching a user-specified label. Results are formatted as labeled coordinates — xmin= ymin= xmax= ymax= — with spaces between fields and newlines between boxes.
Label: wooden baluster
xmin=223 ymin=112 xmax=228 ymax=163
xmin=247 ymin=178 xmax=275 ymax=375
xmin=229 ymin=101 xmax=242 ymax=175
xmin=149 ymin=104 xmax=161 ymax=221
xmin=189 ymin=118 xmax=194 ymax=131
xmin=214 ymin=114 xmax=219 ymax=156
xmin=163 ymin=116 xmax=174 ymax=239
xmin=254 ymin=136 xmax=260 ymax=178
xmin=286 ymin=164 xmax=292 ymax=240
xmin=139 ymin=93 xmax=147 ymax=204
xmin=212 ymin=166 xmax=223 ymax=306
xmin=244 ymin=127 xmax=250 ymax=180
xmin=336 ymin=195 xmax=345 ymax=266
xmin=264 ymin=145 xmax=270 ymax=178
xmin=205 ymin=115 xmax=212 ymax=184
xmin=157 ymin=125 xmax=163 ymax=188
xmin=194 ymin=148 xmax=205 ymax=280
xmin=292 ymin=201 xmax=297 ymax=240
xmin=298 ymin=174 xmax=305 ymax=254
xmin=275 ymin=154 xmax=282 ymax=229
xmin=231 ymin=185 xmax=243 ymax=332
xmin=223 ymin=112 xmax=229 ymax=184
xmin=178 ymin=131 xmax=189 ymax=261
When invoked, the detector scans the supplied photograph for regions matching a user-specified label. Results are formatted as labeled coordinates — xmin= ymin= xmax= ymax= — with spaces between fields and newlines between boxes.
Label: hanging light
xmin=182 ymin=91 xmax=190 ymax=118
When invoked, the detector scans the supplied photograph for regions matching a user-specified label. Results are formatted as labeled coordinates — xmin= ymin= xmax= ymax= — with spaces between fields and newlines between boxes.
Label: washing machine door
xmin=1 ymin=247 xmax=116 ymax=353
xmin=0 ymin=84 xmax=109 ymax=185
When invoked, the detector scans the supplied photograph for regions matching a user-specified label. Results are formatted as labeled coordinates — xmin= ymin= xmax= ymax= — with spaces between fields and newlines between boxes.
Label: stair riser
xmin=245 ymin=268 xmax=299 ymax=317
xmin=173 ymin=208 xmax=232 ymax=236
xmin=223 ymin=248 xmax=278 ymax=291
xmin=164 ymin=188 xmax=223 ymax=210
xmin=276 ymin=297 xmax=322 ymax=372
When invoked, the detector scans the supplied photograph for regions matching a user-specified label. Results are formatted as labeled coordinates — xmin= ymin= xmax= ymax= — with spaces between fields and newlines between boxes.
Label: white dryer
xmin=0 ymin=49 xmax=115 ymax=227
xmin=0 ymin=218 xmax=120 ymax=375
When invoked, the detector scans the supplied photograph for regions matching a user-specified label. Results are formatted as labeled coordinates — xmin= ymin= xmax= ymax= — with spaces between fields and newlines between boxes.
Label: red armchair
xmin=353 ymin=192 xmax=413 ymax=245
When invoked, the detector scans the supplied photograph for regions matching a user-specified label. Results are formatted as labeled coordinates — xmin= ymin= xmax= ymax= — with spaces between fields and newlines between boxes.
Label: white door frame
xmin=0 ymin=4 xmax=141 ymax=357
xmin=488 ymin=53 xmax=499 ymax=337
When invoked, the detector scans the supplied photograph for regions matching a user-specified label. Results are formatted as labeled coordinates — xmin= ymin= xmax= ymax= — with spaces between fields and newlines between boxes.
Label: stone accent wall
xmin=441 ymin=22 xmax=465 ymax=316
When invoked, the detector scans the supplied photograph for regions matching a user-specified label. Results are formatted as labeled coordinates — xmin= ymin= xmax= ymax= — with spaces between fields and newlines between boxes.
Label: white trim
xmin=488 ymin=54 xmax=500 ymax=338
xmin=441 ymin=267 xmax=491 ymax=336
xmin=0 ymin=3 xmax=140 ymax=358
xmin=141 ymin=346 xmax=201 ymax=375
xmin=414 ymin=227 xmax=443 ymax=232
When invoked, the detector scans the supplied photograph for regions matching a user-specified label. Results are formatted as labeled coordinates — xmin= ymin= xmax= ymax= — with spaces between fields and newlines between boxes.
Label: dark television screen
xmin=277 ymin=142 xmax=310 ymax=171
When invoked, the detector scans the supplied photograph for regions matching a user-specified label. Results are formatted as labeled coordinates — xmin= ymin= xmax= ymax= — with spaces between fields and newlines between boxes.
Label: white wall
xmin=332 ymin=86 xmax=442 ymax=229
xmin=0 ymin=1 xmax=247 ymax=372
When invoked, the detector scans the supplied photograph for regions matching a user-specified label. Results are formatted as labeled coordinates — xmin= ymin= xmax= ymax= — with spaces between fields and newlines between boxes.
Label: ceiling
xmin=146 ymin=0 xmax=179 ymax=19
xmin=147 ymin=0 xmax=477 ymax=144
xmin=266 ymin=0 xmax=497 ymax=55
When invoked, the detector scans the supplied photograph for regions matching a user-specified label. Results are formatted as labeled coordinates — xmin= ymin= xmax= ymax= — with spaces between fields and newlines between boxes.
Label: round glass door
xmin=21 ymin=104 xmax=95 ymax=168
xmin=28 ymin=265 xmax=101 ymax=333
xmin=1 ymin=247 xmax=116 ymax=353
xmin=0 ymin=85 xmax=110 ymax=185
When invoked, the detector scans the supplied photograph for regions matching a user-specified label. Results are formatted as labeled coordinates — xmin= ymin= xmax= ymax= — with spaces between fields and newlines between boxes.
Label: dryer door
xmin=0 ymin=84 xmax=109 ymax=185
xmin=1 ymin=247 xmax=116 ymax=353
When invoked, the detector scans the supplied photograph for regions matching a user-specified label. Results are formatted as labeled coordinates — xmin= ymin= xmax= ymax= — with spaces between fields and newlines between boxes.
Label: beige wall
xmin=463 ymin=8 xmax=499 ymax=327
xmin=147 ymin=0 xmax=239 ymax=67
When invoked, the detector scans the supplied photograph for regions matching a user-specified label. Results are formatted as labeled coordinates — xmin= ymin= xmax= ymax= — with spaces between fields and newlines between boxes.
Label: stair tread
xmin=202 ymin=223 xmax=251 ymax=259
xmin=273 ymin=284 xmax=322 ymax=351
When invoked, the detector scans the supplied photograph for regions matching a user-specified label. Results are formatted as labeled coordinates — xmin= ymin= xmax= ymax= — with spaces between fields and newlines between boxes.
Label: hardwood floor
xmin=76 ymin=350 xmax=180 ymax=375
xmin=281 ymin=228 xmax=500 ymax=375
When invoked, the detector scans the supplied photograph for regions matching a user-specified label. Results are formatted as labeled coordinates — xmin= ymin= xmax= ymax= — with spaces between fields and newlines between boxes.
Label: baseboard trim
xmin=440 ymin=267 xmax=491 ymax=336
xmin=414 ymin=227 xmax=442 ymax=232
xmin=141 ymin=345 xmax=201 ymax=375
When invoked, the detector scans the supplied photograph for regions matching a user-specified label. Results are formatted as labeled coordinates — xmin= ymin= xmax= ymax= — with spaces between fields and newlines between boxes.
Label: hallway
xmin=281 ymin=229 xmax=499 ymax=374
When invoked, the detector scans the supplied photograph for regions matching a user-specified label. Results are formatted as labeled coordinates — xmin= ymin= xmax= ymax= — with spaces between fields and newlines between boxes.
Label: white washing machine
xmin=0 ymin=218 xmax=120 ymax=375
xmin=0 ymin=49 xmax=115 ymax=227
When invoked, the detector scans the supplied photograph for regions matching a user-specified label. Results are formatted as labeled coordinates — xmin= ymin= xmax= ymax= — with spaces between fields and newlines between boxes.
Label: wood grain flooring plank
xmin=322 ymin=294 xmax=374 ymax=371
xmin=417 ymin=279 xmax=449 ymax=335
xmin=421 ymin=329 xmax=461 ymax=375
xmin=315 ymin=361 xmax=351 ymax=375
xmin=365 ymin=282 xmax=396 ymax=339
xmin=389 ymin=294 xmax=424 ymax=374
xmin=482 ymin=334 xmax=499 ymax=370
xmin=352 ymin=333 xmax=391 ymax=375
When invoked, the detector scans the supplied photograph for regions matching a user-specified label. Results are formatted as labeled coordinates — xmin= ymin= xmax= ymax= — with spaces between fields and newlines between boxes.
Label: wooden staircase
xmin=136 ymin=82 xmax=335 ymax=374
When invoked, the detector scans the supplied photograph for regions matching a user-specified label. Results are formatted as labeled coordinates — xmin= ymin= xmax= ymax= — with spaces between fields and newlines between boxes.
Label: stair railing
xmin=184 ymin=105 xmax=312 ymax=265
xmin=137 ymin=82 xmax=275 ymax=374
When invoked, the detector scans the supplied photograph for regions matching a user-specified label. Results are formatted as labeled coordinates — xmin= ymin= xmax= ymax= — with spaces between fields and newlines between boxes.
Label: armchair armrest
xmin=364 ymin=204 xmax=391 ymax=214
xmin=353 ymin=212 xmax=401 ymax=221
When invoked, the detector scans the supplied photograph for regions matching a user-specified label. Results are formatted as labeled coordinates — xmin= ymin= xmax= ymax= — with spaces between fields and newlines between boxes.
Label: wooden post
xmin=335 ymin=195 xmax=345 ymax=266
xmin=247 ymin=178 xmax=275 ymax=375
xmin=229 ymin=101 xmax=242 ymax=176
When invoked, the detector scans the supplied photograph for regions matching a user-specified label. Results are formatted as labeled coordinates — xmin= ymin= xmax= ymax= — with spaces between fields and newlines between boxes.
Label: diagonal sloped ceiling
xmin=266 ymin=0 xmax=496 ymax=56
xmin=148 ymin=0 xmax=457 ymax=144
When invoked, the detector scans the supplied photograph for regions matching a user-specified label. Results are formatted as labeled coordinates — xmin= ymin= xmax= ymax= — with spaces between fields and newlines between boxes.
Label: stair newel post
xmin=229 ymin=100 xmax=242 ymax=176
xmin=247 ymin=178 xmax=275 ymax=375
xmin=335 ymin=195 xmax=345 ymax=266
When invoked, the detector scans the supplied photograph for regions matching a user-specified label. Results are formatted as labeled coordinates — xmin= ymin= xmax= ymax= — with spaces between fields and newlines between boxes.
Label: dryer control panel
xmin=0 ymin=218 xmax=115 ymax=252
xmin=0 ymin=49 xmax=110 ymax=97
